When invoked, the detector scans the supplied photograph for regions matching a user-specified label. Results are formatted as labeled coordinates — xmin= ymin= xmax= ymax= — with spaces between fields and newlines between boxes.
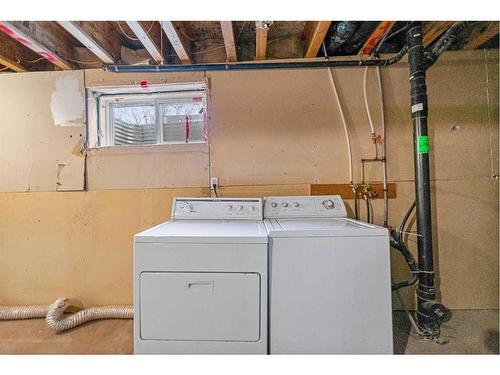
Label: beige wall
xmin=0 ymin=50 xmax=498 ymax=309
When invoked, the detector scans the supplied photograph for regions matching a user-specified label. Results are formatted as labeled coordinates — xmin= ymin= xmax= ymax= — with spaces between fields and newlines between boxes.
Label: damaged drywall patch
xmin=50 ymin=76 xmax=83 ymax=127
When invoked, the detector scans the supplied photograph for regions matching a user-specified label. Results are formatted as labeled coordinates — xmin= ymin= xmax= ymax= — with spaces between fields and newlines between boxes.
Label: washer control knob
xmin=282 ymin=202 xmax=289 ymax=208
xmin=248 ymin=206 xmax=255 ymax=212
xmin=293 ymin=202 xmax=300 ymax=207
xmin=238 ymin=205 xmax=244 ymax=211
xmin=182 ymin=203 xmax=193 ymax=212
xmin=226 ymin=205 xmax=233 ymax=211
xmin=271 ymin=202 xmax=278 ymax=208
xmin=323 ymin=199 xmax=335 ymax=209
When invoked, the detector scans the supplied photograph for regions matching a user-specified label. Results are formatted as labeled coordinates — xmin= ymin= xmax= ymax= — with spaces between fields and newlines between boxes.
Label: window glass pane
xmin=111 ymin=103 xmax=156 ymax=145
xmin=162 ymin=100 xmax=206 ymax=143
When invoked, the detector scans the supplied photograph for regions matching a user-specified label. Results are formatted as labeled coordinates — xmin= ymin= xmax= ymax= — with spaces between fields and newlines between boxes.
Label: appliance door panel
xmin=140 ymin=272 xmax=260 ymax=342
xmin=269 ymin=236 xmax=393 ymax=354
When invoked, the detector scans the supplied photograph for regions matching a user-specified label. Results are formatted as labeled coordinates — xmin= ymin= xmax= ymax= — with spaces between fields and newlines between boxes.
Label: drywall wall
xmin=0 ymin=50 xmax=498 ymax=310
xmin=0 ymin=70 xmax=85 ymax=192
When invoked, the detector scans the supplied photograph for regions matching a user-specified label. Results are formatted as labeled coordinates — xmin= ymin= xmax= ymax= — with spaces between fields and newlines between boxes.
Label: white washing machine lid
xmin=264 ymin=218 xmax=388 ymax=238
xmin=135 ymin=219 xmax=268 ymax=244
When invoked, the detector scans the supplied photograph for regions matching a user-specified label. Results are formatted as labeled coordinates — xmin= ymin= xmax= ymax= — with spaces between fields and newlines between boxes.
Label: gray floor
xmin=393 ymin=310 xmax=499 ymax=354
xmin=0 ymin=309 xmax=498 ymax=354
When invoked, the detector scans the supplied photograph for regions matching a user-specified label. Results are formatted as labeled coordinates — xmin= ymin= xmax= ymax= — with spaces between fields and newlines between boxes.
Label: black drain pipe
xmin=103 ymin=47 xmax=409 ymax=73
xmin=406 ymin=22 xmax=450 ymax=338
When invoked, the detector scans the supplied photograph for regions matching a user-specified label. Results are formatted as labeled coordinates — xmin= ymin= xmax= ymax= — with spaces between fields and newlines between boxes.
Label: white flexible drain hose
xmin=0 ymin=304 xmax=49 ymax=320
xmin=46 ymin=298 xmax=133 ymax=333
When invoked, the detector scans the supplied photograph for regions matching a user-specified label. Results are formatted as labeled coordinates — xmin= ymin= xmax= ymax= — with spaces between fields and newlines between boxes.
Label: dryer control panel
xmin=173 ymin=197 xmax=263 ymax=220
xmin=264 ymin=195 xmax=347 ymax=218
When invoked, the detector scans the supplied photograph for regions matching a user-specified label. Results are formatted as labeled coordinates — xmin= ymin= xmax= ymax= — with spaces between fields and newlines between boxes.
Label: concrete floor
xmin=0 ymin=310 xmax=498 ymax=354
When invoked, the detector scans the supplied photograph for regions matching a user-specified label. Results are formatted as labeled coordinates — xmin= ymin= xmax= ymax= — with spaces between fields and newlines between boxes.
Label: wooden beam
xmin=126 ymin=21 xmax=164 ymax=63
xmin=0 ymin=21 xmax=75 ymax=70
xmin=358 ymin=21 xmax=396 ymax=56
xmin=57 ymin=21 xmax=115 ymax=64
xmin=255 ymin=22 xmax=269 ymax=60
xmin=0 ymin=32 xmax=30 ymax=72
xmin=464 ymin=22 xmax=499 ymax=50
xmin=422 ymin=21 xmax=454 ymax=48
xmin=160 ymin=21 xmax=191 ymax=64
xmin=302 ymin=21 xmax=332 ymax=58
xmin=220 ymin=21 xmax=237 ymax=62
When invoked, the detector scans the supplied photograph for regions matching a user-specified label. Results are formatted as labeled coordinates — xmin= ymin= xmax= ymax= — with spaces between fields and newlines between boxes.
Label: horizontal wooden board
xmin=310 ymin=183 xmax=397 ymax=199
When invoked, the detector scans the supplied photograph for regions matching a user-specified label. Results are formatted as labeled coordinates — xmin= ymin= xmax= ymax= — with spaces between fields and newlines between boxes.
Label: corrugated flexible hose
xmin=1 ymin=298 xmax=133 ymax=333
xmin=46 ymin=298 xmax=133 ymax=333
xmin=0 ymin=304 xmax=49 ymax=320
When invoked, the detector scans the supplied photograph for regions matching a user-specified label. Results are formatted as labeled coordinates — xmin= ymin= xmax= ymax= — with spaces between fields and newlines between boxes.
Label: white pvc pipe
xmin=327 ymin=68 xmax=353 ymax=185
xmin=376 ymin=66 xmax=389 ymax=226
xmin=363 ymin=66 xmax=376 ymax=136
xmin=46 ymin=298 xmax=133 ymax=333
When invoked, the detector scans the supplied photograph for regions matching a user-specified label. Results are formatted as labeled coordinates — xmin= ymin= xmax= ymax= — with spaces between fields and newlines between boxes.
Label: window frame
xmin=86 ymin=82 xmax=208 ymax=149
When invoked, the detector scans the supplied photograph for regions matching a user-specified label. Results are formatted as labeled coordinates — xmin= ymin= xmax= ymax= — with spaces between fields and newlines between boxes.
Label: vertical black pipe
xmin=406 ymin=22 xmax=438 ymax=335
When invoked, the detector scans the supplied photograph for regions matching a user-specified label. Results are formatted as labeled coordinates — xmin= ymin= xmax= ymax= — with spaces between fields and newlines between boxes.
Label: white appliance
xmin=134 ymin=197 xmax=268 ymax=354
xmin=264 ymin=195 xmax=393 ymax=354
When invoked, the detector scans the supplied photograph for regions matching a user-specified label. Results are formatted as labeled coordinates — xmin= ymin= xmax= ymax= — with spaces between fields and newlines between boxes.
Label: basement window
xmin=87 ymin=82 xmax=207 ymax=148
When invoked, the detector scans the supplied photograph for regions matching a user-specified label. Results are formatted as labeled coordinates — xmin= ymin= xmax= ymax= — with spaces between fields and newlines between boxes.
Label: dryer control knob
xmin=323 ymin=199 xmax=335 ymax=209
xmin=237 ymin=205 xmax=244 ymax=211
xmin=226 ymin=205 xmax=233 ymax=211
xmin=248 ymin=206 xmax=255 ymax=212
xmin=182 ymin=203 xmax=193 ymax=212
xmin=271 ymin=202 xmax=278 ymax=208
xmin=293 ymin=202 xmax=300 ymax=207
xmin=282 ymin=202 xmax=289 ymax=208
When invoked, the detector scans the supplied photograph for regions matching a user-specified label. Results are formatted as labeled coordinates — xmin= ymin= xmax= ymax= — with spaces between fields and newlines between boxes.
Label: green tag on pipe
xmin=418 ymin=136 xmax=429 ymax=154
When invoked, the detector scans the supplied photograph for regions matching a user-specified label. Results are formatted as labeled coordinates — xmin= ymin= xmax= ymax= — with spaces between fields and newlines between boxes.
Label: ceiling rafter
xmin=220 ymin=21 xmax=237 ymax=62
xmin=359 ymin=21 xmax=396 ymax=56
xmin=302 ymin=21 xmax=332 ymax=58
xmin=57 ymin=21 xmax=115 ymax=64
xmin=464 ymin=22 xmax=499 ymax=50
xmin=0 ymin=21 xmax=76 ymax=70
xmin=160 ymin=21 xmax=191 ymax=64
xmin=126 ymin=21 xmax=164 ymax=64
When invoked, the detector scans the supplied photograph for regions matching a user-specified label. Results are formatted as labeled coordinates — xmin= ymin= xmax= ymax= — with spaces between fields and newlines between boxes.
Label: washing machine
xmin=264 ymin=195 xmax=393 ymax=354
xmin=134 ymin=197 xmax=268 ymax=354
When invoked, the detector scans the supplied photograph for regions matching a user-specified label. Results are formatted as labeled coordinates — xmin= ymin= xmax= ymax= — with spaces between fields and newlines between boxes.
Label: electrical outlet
xmin=210 ymin=177 xmax=219 ymax=190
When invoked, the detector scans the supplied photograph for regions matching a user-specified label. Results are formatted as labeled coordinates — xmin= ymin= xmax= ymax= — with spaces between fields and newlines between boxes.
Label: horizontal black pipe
xmin=103 ymin=47 xmax=408 ymax=73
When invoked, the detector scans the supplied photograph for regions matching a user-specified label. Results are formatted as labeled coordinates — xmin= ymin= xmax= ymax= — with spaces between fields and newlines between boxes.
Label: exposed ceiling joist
xmin=359 ymin=21 xmax=396 ymax=56
xmin=160 ymin=21 xmax=191 ymax=64
xmin=0 ymin=56 xmax=26 ymax=72
xmin=464 ymin=22 xmax=499 ymax=50
xmin=0 ymin=21 xmax=75 ymax=70
xmin=126 ymin=21 xmax=164 ymax=64
xmin=0 ymin=32 xmax=31 ymax=72
xmin=57 ymin=21 xmax=115 ymax=64
xmin=422 ymin=21 xmax=454 ymax=48
xmin=255 ymin=22 xmax=270 ymax=60
xmin=220 ymin=21 xmax=237 ymax=62
xmin=302 ymin=21 xmax=332 ymax=58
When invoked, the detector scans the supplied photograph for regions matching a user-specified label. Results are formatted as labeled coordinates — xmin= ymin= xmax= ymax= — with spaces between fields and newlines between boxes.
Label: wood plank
xmin=57 ymin=21 xmax=115 ymax=64
xmin=126 ymin=21 xmax=164 ymax=63
xmin=0 ymin=21 xmax=75 ymax=70
xmin=310 ymin=183 xmax=397 ymax=199
xmin=0 ymin=32 xmax=29 ymax=71
xmin=255 ymin=23 xmax=268 ymax=60
xmin=160 ymin=21 xmax=191 ymax=64
xmin=220 ymin=21 xmax=237 ymax=62
xmin=358 ymin=21 xmax=396 ymax=56
xmin=464 ymin=22 xmax=499 ymax=50
xmin=302 ymin=21 xmax=332 ymax=58
xmin=422 ymin=21 xmax=454 ymax=48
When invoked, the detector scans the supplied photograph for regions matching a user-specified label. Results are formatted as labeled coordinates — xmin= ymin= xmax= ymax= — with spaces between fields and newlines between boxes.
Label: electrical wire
xmin=327 ymin=68 xmax=353 ymax=185
xmin=0 ymin=66 xmax=9 ymax=72
xmin=116 ymin=21 xmax=154 ymax=41
xmin=67 ymin=58 xmax=102 ymax=65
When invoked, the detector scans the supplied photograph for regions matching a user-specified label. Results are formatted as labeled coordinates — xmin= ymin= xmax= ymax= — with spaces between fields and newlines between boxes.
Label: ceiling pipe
xmin=103 ymin=46 xmax=409 ymax=73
